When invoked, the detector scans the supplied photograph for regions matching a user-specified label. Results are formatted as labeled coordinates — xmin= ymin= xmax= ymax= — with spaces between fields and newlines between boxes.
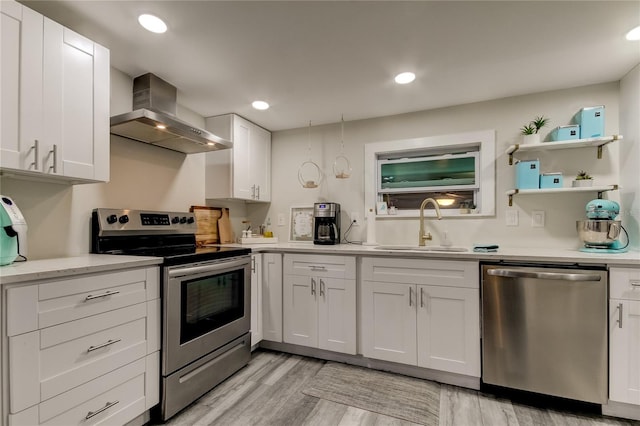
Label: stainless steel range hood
xmin=110 ymin=73 xmax=231 ymax=154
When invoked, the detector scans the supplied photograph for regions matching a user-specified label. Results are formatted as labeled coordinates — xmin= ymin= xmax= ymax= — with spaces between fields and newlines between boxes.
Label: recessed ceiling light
xmin=155 ymin=123 xmax=166 ymax=130
xmin=138 ymin=14 xmax=167 ymax=34
xmin=626 ymin=25 xmax=640 ymax=41
xmin=395 ymin=72 xmax=416 ymax=85
xmin=252 ymin=100 xmax=270 ymax=110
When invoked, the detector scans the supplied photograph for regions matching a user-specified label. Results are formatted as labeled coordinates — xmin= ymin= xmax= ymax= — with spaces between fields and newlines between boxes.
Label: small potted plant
xmin=572 ymin=170 xmax=593 ymax=187
xmin=459 ymin=200 xmax=476 ymax=214
xmin=520 ymin=115 xmax=549 ymax=144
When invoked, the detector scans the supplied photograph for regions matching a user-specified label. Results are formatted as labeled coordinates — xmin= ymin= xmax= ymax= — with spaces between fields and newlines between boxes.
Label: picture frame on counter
xmin=289 ymin=206 xmax=314 ymax=242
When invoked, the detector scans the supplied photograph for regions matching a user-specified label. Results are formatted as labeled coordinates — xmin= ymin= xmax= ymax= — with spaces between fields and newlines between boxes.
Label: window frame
xmin=364 ymin=130 xmax=496 ymax=218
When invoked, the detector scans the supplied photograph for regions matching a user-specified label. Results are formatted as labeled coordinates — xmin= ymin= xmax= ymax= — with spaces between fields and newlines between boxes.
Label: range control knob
xmin=179 ymin=217 xmax=187 ymax=224
xmin=171 ymin=216 xmax=180 ymax=224
xmin=187 ymin=217 xmax=195 ymax=224
xmin=119 ymin=215 xmax=129 ymax=224
xmin=106 ymin=214 xmax=118 ymax=224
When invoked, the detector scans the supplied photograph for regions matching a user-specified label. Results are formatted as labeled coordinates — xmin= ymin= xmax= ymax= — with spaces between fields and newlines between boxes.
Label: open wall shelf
xmin=506 ymin=185 xmax=619 ymax=206
xmin=506 ymin=135 xmax=622 ymax=165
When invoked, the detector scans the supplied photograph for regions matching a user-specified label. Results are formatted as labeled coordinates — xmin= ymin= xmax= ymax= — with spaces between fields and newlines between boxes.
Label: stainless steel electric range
xmin=91 ymin=208 xmax=251 ymax=420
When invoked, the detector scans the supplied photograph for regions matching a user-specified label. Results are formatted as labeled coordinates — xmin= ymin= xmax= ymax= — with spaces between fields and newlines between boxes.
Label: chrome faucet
xmin=418 ymin=198 xmax=443 ymax=246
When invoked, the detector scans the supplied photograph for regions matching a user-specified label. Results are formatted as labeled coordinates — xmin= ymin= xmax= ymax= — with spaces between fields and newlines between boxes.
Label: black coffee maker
xmin=313 ymin=202 xmax=340 ymax=245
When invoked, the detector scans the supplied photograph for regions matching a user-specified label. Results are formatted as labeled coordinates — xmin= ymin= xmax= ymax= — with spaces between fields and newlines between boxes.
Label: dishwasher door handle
xmin=487 ymin=268 xmax=602 ymax=282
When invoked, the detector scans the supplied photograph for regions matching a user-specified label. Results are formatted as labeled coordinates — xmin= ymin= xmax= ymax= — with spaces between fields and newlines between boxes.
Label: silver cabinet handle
xmin=631 ymin=280 xmax=640 ymax=287
xmin=487 ymin=268 xmax=602 ymax=282
xmin=85 ymin=290 xmax=119 ymax=301
xmin=251 ymin=256 xmax=256 ymax=273
xmin=320 ymin=279 xmax=325 ymax=297
xmin=251 ymin=185 xmax=256 ymax=199
xmin=617 ymin=303 xmax=623 ymax=329
xmin=48 ymin=144 xmax=57 ymax=173
xmin=310 ymin=265 xmax=327 ymax=271
xmin=30 ymin=140 xmax=39 ymax=170
xmin=420 ymin=287 xmax=424 ymax=308
xmin=256 ymin=185 xmax=260 ymax=200
xmin=87 ymin=338 xmax=121 ymax=352
xmin=311 ymin=278 xmax=316 ymax=296
xmin=409 ymin=287 xmax=413 ymax=307
xmin=85 ymin=400 xmax=119 ymax=419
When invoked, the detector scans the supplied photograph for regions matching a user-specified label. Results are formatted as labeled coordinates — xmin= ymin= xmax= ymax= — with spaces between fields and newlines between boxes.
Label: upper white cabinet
xmin=283 ymin=254 xmax=356 ymax=355
xmin=361 ymin=257 xmax=480 ymax=377
xmin=0 ymin=1 xmax=110 ymax=183
xmin=205 ymin=114 xmax=271 ymax=202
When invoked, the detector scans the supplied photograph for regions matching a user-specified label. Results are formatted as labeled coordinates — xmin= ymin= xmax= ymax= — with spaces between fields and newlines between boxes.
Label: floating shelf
xmin=506 ymin=135 xmax=622 ymax=165
xmin=506 ymin=185 xmax=619 ymax=206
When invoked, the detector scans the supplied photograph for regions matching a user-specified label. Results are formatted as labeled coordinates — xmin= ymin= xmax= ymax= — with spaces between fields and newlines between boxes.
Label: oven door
xmin=163 ymin=255 xmax=251 ymax=375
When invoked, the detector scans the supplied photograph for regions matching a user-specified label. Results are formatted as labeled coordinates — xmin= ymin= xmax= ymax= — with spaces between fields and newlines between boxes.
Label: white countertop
xmin=227 ymin=242 xmax=640 ymax=266
xmin=0 ymin=254 xmax=163 ymax=285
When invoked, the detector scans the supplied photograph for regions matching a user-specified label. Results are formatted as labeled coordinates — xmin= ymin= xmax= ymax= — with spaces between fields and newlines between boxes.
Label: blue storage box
xmin=573 ymin=106 xmax=605 ymax=139
xmin=540 ymin=172 xmax=563 ymax=188
xmin=515 ymin=160 xmax=540 ymax=189
xmin=550 ymin=125 xmax=580 ymax=141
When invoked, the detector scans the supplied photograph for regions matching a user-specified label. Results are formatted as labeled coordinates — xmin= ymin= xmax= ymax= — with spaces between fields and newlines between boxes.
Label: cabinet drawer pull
xmin=617 ymin=303 xmax=623 ymax=329
xmin=85 ymin=400 xmax=119 ymax=419
xmin=87 ymin=338 xmax=121 ymax=352
xmin=409 ymin=287 xmax=413 ymax=307
xmin=85 ymin=290 xmax=119 ymax=301
xmin=310 ymin=265 xmax=327 ymax=271
xmin=631 ymin=280 xmax=640 ymax=287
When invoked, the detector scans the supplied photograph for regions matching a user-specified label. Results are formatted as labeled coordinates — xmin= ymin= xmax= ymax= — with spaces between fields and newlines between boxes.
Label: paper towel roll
xmin=364 ymin=208 xmax=377 ymax=245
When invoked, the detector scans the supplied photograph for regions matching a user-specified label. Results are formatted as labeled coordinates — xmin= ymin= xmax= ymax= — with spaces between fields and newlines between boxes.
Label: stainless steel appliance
xmin=313 ymin=202 xmax=340 ymax=245
xmin=91 ymin=208 xmax=251 ymax=420
xmin=577 ymin=199 xmax=629 ymax=253
xmin=481 ymin=264 xmax=608 ymax=404
xmin=110 ymin=73 xmax=232 ymax=154
xmin=0 ymin=195 xmax=27 ymax=265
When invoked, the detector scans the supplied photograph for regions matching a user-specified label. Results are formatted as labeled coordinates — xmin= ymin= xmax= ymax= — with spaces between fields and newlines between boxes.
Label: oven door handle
xmin=168 ymin=257 xmax=249 ymax=278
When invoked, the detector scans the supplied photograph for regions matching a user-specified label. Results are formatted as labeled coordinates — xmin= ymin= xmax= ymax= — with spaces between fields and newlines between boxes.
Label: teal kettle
xmin=0 ymin=196 xmax=28 ymax=265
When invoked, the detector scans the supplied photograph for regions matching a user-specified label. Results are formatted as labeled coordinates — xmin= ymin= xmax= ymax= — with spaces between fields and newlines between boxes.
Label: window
xmin=364 ymin=130 xmax=496 ymax=217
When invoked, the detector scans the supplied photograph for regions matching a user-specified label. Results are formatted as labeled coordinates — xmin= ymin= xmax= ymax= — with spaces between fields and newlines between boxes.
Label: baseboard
xmin=258 ymin=340 xmax=480 ymax=390
xmin=602 ymin=400 xmax=640 ymax=421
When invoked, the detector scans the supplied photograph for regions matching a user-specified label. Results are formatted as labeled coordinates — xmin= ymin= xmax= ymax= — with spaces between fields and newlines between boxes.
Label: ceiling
xmin=20 ymin=1 xmax=640 ymax=131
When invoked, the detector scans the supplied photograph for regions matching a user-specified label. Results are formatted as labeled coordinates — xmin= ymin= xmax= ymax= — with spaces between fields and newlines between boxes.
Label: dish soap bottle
xmin=264 ymin=218 xmax=273 ymax=238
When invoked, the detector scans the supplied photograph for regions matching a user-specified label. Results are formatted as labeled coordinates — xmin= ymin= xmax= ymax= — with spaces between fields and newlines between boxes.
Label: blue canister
xmin=550 ymin=125 xmax=580 ymax=141
xmin=540 ymin=173 xmax=563 ymax=188
xmin=515 ymin=160 xmax=540 ymax=189
xmin=573 ymin=106 xmax=604 ymax=139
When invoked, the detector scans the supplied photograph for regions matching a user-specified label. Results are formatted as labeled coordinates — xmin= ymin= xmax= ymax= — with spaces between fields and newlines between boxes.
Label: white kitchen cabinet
xmin=361 ymin=257 xmax=480 ymax=377
xmin=0 ymin=0 xmax=110 ymax=183
xmin=250 ymin=253 xmax=263 ymax=347
xmin=609 ymin=267 xmax=640 ymax=406
xmin=283 ymin=254 xmax=356 ymax=354
xmin=2 ymin=266 xmax=160 ymax=426
xmin=261 ymin=253 xmax=283 ymax=342
xmin=205 ymin=114 xmax=271 ymax=202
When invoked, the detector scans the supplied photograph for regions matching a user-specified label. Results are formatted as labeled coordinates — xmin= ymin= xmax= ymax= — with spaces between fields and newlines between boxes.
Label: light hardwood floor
xmin=161 ymin=350 xmax=637 ymax=426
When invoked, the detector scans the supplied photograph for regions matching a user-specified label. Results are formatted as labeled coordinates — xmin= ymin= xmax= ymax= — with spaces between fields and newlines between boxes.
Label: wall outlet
xmin=506 ymin=209 xmax=519 ymax=226
xmin=532 ymin=210 xmax=545 ymax=227
xmin=277 ymin=213 xmax=286 ymax=227
xmin=351 ymin=212 xmax=360 ymax=226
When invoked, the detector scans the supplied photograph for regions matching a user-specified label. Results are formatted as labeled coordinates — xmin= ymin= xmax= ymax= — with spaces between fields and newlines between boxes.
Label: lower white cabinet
xmin=609 ymin=267 xmax=640 ymax=406
xmin=2 ymin=266 xmax=160 ymax=426
xmin=251 ymin=254 xmax=263 ymax=347
xmin=361 ymin=257 xmax=480 ymax=377
xmin=261 ymin=253 xmax=283 ymax=343
xmin=283 ymin=254 xmax=356 ymax=354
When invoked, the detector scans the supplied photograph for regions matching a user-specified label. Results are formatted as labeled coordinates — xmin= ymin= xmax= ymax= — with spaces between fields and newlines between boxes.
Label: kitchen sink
xmin=373 ymin=245 xmax=468 ymax=252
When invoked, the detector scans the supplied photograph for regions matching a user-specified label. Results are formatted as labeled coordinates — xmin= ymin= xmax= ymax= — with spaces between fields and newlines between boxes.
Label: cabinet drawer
xmin=9 ymin=304 xmax=148 ymax=412
xmin=610 ymin=267 xmax=640 ymax=300
xmin=284 ymin=254 xmax=355 ymax=279
xmin=361 ymin=257 xmax=478 ymax=289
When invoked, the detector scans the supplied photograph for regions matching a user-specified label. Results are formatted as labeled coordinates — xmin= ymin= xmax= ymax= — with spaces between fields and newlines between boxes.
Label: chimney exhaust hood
xmin=110 ymin=73 xmax=231 ymax=154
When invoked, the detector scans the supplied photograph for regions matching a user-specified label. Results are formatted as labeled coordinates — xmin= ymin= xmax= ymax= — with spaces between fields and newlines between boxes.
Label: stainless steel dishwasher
xmin=481 ymin=264 xmax=607 ymax=404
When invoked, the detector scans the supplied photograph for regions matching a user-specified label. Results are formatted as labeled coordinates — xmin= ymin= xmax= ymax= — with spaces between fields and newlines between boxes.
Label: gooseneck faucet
xmin=418 ymin=198 xmax=443 ymax=246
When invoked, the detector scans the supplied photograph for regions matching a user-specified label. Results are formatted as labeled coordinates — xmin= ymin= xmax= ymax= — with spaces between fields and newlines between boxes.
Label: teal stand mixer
xmin=0 ymin=195 xmax=28 ymax=265
xmin=576 ymin=199 xmax=629 ymax=253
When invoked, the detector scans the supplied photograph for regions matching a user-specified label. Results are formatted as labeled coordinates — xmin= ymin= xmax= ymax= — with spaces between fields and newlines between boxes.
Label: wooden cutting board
xmin=189 ymin=206 xmax=222 ymax=246
xmin=218 ymin=208 xmax=233 ymax=244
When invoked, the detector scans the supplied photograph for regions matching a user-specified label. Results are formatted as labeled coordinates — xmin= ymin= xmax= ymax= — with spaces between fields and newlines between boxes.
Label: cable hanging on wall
xmin=333 ymin=114 xmax=352 ymax=179
xmin=298 ymin=120 xmax=323 ymax=189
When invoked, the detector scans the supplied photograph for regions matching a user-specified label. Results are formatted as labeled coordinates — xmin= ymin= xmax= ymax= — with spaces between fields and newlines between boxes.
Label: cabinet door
xmin=610 ymin=299 xmax=640 ymax=405
xmin=231 ymin=116 xmax=253 ymax=200
xmin=318 ymin=277 xmax=356 ymax=354
xmin=361 ymin=281 xmax=416 ymax=364
xmin=1 ymin=2 xmax=44 ymax=172
xmin=250 ymin=254 xmax=263 ymax=347
xmin=283 ymin=274 xmax=318 ymax=348
xmin=251 ymin=124 xmax=271 ymax=201
xmin=417 ymin=285 xmax=480 ymax=376
xmin=262 ymin=253 xmax=283 ymax=342
xmin=43 ymin=19 xmax=109 ymax=181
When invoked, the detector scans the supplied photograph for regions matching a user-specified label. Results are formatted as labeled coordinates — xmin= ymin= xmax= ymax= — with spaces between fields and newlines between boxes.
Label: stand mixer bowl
xmin=576 ymin=219 xmax=621 ymax=247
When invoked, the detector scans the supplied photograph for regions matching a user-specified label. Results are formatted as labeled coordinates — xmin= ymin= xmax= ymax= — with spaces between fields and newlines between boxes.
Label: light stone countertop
xmin=0 ymin=254 xmax=163 ymax=285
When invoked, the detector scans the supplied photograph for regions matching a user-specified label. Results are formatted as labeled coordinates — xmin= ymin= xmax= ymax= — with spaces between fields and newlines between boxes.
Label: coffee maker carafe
xmin=314 ymin=203 xmax=340 ymax=245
